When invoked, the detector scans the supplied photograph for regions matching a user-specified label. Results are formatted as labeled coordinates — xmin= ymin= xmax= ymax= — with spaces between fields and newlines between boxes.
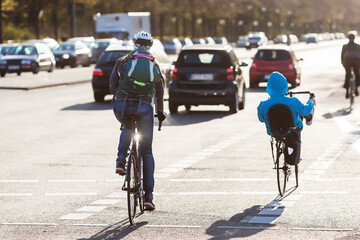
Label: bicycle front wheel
xmin=127 ymin=154 xmax=137 ymax=225
xmin=350 ymin=78 xmax=355 ymax=107
xmin=138 ymin=154 xmax=144 ymax=214
xmin=276 ymin=149 xmax=288 ymax=196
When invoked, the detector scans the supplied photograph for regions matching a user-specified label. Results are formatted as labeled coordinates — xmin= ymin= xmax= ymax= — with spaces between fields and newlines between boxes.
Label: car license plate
xmin=55 ymin=57 xmax=60 ymax=61
xmin=190 ymin=73 xmax=214 ymax=80
xmin=8 ymin=65 xmax=20 ymax=70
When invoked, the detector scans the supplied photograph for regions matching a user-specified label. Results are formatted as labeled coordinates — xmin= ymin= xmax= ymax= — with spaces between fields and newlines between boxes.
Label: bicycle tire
xmin=350 ymin=75 xmax=355 ymax=107
xmin=127 ymin=154 xmax=137 ymax=225
xmin=138 ymin=154 xmax=144 ymax=214
xmin=276 ymin=146 xmax=287 ymax=196
xmin=295 ymin=164 xmax=299 ymax=187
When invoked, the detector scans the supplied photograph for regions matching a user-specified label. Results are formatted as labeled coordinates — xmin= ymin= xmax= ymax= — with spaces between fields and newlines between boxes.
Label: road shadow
xmin=77 ymin=219 xmax=147 ymax=240
xmin=206 ymin=189 xmax=297 ymax=239
xmin=322 ymin=107 xmax=352 ymax=119
xmin=163 ymin=110 xmax=232 ymax=126
xmin=61 ymin=100 xmax=113 ymax=111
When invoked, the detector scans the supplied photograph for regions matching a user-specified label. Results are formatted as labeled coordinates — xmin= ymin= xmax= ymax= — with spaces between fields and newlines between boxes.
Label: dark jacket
xmin=341 ymin=40 xmax=360 ymax=65
xmin=109 ymin=54 xmax=164 ymax=112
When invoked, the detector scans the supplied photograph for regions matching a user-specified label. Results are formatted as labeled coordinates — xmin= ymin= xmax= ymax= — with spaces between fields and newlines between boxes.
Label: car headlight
xmin=63 ymin=54 xmax=70 ymax=59
xmin=0 ymin=60 xmax=7 ymax=65
xmin=21 ymin=60 xmax=31 ymax=65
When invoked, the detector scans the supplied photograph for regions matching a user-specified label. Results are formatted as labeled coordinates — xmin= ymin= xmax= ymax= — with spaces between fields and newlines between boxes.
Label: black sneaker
xmin=144 ymin=197 xmax=155 ymax=211
xmin=115 ymin=161 xmax=126 ymax=176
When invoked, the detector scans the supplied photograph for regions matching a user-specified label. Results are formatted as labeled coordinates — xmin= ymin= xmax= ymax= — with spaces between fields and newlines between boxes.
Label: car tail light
xmin=226 ymin=68 xmax=234 ymax=81
xmin=288 ymin=64 xmax=294 ymax=70
xmin=171 ymin=68 xmax=178 ymax=80
xmin=93 ymin=68 xmax=104 ymax=76
xmin=251 ymin=63 xmax=257 ymax=70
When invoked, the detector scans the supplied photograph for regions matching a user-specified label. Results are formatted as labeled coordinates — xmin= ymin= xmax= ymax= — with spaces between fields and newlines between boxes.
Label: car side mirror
xmin=298 ymin=58 xmax=303 ymax=61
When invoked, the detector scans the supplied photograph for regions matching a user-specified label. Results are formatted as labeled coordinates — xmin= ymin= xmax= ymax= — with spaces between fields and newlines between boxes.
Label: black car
xmin=0 ymin=43 xmax=55 ymax=77
xmin=168 ymin=44 xmax=247 ymax=113
xmin=92 ymin=44 xmax=172 ymax=102
xmin=52 ymin=41 xmax=92 ymax=68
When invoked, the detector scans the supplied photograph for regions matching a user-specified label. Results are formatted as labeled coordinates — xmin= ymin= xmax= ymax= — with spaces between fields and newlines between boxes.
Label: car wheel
xmin=32 ymin=63 xmax=39 ymax=74
xmin=17 ymin=71 xmax=21 ymax=76
xmin=229 ymin=90 xmax=239 ymax=114
xmin=238 ymin=86 xmax=245 ymax=110
xmin=94 ymin=93 xmax=105 ymax=103
xmin=0 ymin=71 xmax=5 ymax=77
xmin=83 ymin=58 xmax=91 ymax=67
xmin=185 ymin=105 xmax=191 ymax=111
xmin=169 ymin=101 xmax=178 ymax=114
xmin=47 ymin=63 xmax=54 ymax=73
xmin=70 ymin=60 xmax=77 ymax=68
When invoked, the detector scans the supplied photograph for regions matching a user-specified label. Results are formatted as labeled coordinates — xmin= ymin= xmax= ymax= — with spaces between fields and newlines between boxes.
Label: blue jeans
xmin=113 ymin=99 xmax=155 ymax=198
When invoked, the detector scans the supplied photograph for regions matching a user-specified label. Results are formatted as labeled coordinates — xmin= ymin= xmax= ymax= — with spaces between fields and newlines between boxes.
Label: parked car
xmin=179 ymin=38 xmax=193 ymax=47
xmin=204 ymin=37 xmax=216 ymax=44
xmin=213 ymin=37 xmax=228 ymax=45
xmin=249 ymin=45 xmax=302 ymax=88
xmin=236 ymin=36 xmax=250 ymax=48
xmin=91 ymin=44 xmax=172 ymax=102
xmin=91 ymin=38 xmax=119 ymax=63
xmin=162 ymin=38 xmax=182 ymax=54
xmin=274 ymin=35 xmax=287 ymax=44
xmin=66 ymin=36 xmax=95 ymax=49
xmin=24 ymin=38 xmax=59 ymax=51
xmin=0 ymin=43 xmax=17 ymax=57
xmin=52 ymin=41 xmax=92 ymax=68
xmin=192 ymin=38 xmax=206 ymax=45
xmin=168 ymin=44 xmax=248 ymax=113
xmin=247 ymin=32 xmax=268 ymax=48
xmin=0 ymin=43 xmax=55 ymax=77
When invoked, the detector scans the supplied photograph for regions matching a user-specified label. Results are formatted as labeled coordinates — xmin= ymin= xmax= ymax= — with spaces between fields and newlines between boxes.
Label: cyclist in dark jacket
xmin=341 ymin=33 xmax=360 ymax=97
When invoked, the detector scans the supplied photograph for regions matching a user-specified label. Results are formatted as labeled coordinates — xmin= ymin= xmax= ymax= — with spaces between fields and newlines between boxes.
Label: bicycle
xmin=348 ymin=72 xmax=355 ymax=108
xmin=121 ymin=114 xmax=163 ymax=226
xmin=269 ymin=91 xmax=315 ymax=196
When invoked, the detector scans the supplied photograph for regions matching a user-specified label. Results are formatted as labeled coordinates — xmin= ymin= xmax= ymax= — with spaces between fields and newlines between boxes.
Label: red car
xmin=249 ymin=46 xmax=302 ymax=88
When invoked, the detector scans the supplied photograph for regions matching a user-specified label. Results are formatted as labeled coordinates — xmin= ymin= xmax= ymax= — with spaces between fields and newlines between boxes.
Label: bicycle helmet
xmin=133 ymin=31 xmax=153 ymax=49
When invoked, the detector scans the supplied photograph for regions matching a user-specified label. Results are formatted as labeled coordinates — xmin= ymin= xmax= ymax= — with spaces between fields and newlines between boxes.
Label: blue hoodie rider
xmin=257 ymin=71 xmax=315 ymax=136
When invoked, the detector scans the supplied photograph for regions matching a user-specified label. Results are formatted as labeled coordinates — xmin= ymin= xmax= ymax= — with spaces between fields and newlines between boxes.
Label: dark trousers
xmin=344 ymin=58 xmax=360 ymax=87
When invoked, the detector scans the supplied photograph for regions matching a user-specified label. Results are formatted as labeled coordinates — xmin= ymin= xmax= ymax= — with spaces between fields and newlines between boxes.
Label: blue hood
xmin=266 ymin=71 xmax=288 ymax=97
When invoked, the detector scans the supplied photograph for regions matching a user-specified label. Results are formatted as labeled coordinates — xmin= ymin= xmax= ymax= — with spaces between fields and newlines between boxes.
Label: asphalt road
xmin=1 ymin=41 xmax=360 ymax=240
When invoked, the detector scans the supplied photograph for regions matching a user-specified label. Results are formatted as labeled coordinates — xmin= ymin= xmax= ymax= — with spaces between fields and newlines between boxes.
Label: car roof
xmin=181 ymin=44 xmax=233 ymax=52
xmin=257 ymin=45 xmax=292 ymax=51
xmin=105 ymin=43 xmax=134 ymax=52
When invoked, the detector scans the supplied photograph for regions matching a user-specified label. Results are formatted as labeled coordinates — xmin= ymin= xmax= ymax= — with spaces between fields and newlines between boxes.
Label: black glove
xmin=157 ymin=111 xmax=167 ymax=122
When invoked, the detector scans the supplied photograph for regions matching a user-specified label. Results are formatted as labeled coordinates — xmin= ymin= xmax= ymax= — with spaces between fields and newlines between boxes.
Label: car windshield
xmin=255 ymin=50 xmax=291 ymax=61
xmin=98 ymin=50 xmax=131 ymax=67
xmin=178 ymin=50 xmax=231 ymax=66
xmin=0 ymin=46 xmax=14 ymax=55
xmin=249 ymin=37 xmax=261 ymax=41
xmin=8 ymin=46 xmax=37 ymax=56
xmin=54 ymin=44 xmax=75 ymax=51
xmin=93 ymin=42 xmax=109 ymax=49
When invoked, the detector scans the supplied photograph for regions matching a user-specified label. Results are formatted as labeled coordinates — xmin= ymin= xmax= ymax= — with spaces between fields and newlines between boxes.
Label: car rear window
xmin=255 ymin=50 xmax=291 ymax=61
xmin=97 ymin=50 xmax=131 ymax=66
xmin=177 ymin=50 xmax=231 ymax=67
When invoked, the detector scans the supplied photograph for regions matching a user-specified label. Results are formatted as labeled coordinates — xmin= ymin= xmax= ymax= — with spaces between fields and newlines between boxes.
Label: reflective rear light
xmin=93 ymin=68 xmax=104 ymax=76
xmin=226 ymin=68 xmax=233 ymax=73
xmin=227 ymin=74 xmax=234 ymax=81
xmin=288 ymin=64 xmax=294 ymax=70
xmin=226 ymin=68 xmax=234 ymax=81
xmin=251 ymin=63 xmax=257 ymax=69
xmin=171 ymin=68 xmax=178 ymax=80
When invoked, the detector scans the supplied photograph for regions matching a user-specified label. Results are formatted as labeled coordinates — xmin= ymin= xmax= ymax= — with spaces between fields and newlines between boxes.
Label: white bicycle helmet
xmin=133 ymin=31 xmax=153 ymax=49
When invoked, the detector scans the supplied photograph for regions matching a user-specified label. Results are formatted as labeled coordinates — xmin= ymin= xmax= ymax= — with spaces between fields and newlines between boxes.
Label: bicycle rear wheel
xmin=350 ymin=76 xmax=355 ymax=107
xmin=127 ymin=154 xmax=137 ymax=225
xmin=276 ymin=148 xmax=288 ymax=196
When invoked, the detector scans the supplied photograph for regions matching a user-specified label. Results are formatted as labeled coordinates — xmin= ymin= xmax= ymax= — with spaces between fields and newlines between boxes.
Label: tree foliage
xmin=1 ymin=0 xmax=360 ymax=42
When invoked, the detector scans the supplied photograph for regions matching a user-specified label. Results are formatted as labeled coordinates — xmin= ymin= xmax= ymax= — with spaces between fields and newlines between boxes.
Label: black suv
xmin=91 ymin=44 xmax=172 ymax=102
xmin=168 ymin=45 xmax=247 ymax=113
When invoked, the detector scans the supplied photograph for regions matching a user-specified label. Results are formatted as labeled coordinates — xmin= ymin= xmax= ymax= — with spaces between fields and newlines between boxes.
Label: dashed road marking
xmin=48 ymin=179 xmax=96 ymax=183
xmin=75 ymin=206 xmax=108 ymax=212
xmin=90 ymin=199 xmax=121 ymax=205
xmin=45 ymin=192 xmax=97 ymax=196
xmin=0 ymin=180 xmax=38 ymax=183
xmin=59 ymin=213 xmax=93 ymax=220
xmin=0 ymin=193 xmax=33 ymax=196
xmin=217 ymin=226 xmax=279 ymax=230
xmin=248 ymin=216 xmax=278 ymax=224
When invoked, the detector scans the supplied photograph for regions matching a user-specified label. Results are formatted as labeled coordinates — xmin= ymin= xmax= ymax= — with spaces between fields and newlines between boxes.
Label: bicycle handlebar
xmin=120 ymin=114 xmax=164 ymax=131
xmin=286 ymin=91 xmax=315 ymax=99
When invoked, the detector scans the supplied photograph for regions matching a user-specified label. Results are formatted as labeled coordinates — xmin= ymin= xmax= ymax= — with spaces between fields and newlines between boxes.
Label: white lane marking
xmin=91 ymin=199 xmax=121 ymax=205
xmin=300 ymin=191 xmax=347 ymax=195
xmin=0 ymin=193 xmax=33 ymax=196
xmin=248 ymin=216 xmax=278 ymax=224
xmin=241 ymin=191 xmax=278 ymax=195
xmin=169 ymin=179 xmax=212 ymax=182
xmin=0 ymin=223 xmax=57 ymax=226
xmin=45 ymin=192 xmax=97 ymax=196
xmin=266 ymin=201 xmax=296 ymax=208
xmin=144 ymin=225 xmax=201 ymax=228
xmin=292 ymin=227 xmax=353 ymax=231
xmin=217 ymin=226 xmax=279 ymax=230
xmin=48 ymin=180 xmax=96 ymax=183
xmin=76 ymin=206 xmax=108 ymax=212
xmin=0 ymin=180 xmax=39 ymax=183
xmin=59 ymin=213 xmax=93 ymax=220
xmin=258 ymin=208 xmax=285 ymax=216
